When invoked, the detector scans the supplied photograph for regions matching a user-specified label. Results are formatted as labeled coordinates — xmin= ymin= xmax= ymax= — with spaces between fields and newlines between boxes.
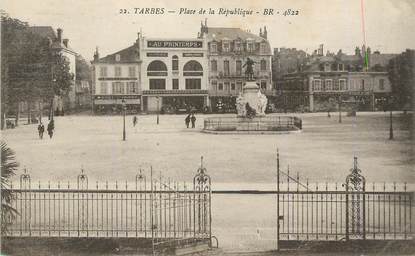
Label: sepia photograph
xmin=1 ymin=0 xmax=414 ymax=255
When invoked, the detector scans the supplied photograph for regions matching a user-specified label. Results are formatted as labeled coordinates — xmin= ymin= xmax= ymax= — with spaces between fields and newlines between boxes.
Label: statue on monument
xmin=243 ymin=57 xmax=257 ymax=81
xmin=236 ymin=92 xmax=246 ymax=117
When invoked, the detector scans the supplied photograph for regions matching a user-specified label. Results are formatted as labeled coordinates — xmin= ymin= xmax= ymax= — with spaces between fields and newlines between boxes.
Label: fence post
xmin=276 ymin=149 xmax=280 ymax=250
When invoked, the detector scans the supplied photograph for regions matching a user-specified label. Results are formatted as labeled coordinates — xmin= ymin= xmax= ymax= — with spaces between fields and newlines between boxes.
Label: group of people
xmin=185 ymin=114 xmax=196 ymax=128
xmin=37 ymin=120 xmax=54 ymax=139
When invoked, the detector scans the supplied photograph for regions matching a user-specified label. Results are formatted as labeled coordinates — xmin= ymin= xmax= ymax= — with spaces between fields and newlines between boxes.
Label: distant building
xmin=198 ymin=20 xmax=272 ymax=112
xmin=91 ymin=37 xmax=141 ymax=114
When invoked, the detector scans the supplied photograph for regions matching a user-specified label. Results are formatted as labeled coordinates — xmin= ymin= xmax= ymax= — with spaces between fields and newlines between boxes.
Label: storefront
xmin=139 ymin=37 xmax=209 ymax=112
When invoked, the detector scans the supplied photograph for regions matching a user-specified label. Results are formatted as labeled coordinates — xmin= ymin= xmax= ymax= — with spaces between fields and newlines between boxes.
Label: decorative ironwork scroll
xmin=345 ymin=157 xmax=366 ymax=240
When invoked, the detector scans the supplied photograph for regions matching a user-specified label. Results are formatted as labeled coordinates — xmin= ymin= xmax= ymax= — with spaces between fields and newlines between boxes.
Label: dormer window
xmin=247 ymin=41 xmax=254 ymax=52
xmin=223 ymin=41 xmax=230 ymax=52
xmin=260 ymin=43 xmax=266 ymax=54
xmin=210 ymin=42 xmax=217 ymax=52
xmin=115 ymin=54 xmax=121 ymax=62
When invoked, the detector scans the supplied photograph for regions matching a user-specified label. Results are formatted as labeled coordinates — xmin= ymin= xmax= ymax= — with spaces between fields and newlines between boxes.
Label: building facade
xmin=140 ymin=37 xmax=208 ymax=113
xmin=198 ymin=21 xmax=273 ymax=112
xmin=91 ymin=39 xmax=141 ymax=114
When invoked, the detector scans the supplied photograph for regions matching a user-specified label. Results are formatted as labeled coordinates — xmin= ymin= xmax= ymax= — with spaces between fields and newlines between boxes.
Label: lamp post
xmin=122 ymin=99 xmax=126 ymax=141
xmin=388 ymin=96 xmax=394 ymax=140
xmin=338 ymin=95 xmax=342 ymax=123
xmin=156 ymin=96 xmax=160 ymax=125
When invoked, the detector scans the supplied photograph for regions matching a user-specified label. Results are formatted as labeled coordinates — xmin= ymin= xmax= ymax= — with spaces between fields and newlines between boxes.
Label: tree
xmin=49 ymin=53 xmax=74 ymax=118
xmin=1 ymin=12 xmax=52 ymax=127
xmin=1 ymin=141 xmax=19 ymax=235
xmin=387 ymin=49 xmax=415 ymax=110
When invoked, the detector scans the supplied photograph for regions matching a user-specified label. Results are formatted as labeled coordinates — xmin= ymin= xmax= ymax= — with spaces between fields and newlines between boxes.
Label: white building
xmin=139 ymin=36 xmax=208 ymax=113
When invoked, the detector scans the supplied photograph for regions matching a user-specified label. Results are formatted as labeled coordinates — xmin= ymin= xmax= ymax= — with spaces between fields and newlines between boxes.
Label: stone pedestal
xmin=236 ymin=81 xmax=267 ymax=117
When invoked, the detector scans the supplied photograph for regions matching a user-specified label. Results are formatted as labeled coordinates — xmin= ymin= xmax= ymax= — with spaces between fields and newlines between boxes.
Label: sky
xmin=2 ymin=0 xmax=415 ymax=61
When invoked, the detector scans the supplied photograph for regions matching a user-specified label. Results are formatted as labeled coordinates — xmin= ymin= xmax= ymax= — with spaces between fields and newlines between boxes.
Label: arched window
xmin=183 ymin=60 xmax=203 ymax=76
xmin=147 ymin=60 xmax=167 ymax=76
xmin=172 ymin=55 xmax=179 ymax=71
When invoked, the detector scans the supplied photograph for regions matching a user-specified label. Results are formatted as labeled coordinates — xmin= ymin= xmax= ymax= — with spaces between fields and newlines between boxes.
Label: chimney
xmin=263 ymin=26 xmax=267 ymax=39
xmin=93 ymin=46 xmax=100 ymax=62
xmin=63 ymin=39 xmax=69 ymax=48
xmin=57 ymin=28 xmax=63 ymax=42
xmin=318 ymin=44 xmax=324 ymax=56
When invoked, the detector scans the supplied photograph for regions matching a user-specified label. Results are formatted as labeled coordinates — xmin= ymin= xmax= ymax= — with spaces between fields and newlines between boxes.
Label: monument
xmin=203 ymin=57 xmax=302 ymax=133
xmin=236 ymin=58 xmax=268 ymax=118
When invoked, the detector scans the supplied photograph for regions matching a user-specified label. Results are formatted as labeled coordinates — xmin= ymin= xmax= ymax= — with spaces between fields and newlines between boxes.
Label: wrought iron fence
xmin=204 ymin=116 xmax=302 ymax=132
xmin=4 ymin=157 xmax=212 ymax=253
xmin=276 ymin=153 xmax=413 ymax=248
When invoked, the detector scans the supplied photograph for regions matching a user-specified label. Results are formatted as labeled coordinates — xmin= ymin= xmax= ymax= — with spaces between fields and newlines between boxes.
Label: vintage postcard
xmin=1 ymin=0 xmax=414 ymax=255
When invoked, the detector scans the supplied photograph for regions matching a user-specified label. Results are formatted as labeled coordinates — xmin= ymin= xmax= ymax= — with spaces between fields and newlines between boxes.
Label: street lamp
xmin=156 ymin=96 xmax=160 ymax=125
xmin=338 ymin=95 xmax=342 ymax=123
xmin=122 ymin=99 xmax=126 ymax=141
xmin=388 ymin=96 xmax=394 ymax=140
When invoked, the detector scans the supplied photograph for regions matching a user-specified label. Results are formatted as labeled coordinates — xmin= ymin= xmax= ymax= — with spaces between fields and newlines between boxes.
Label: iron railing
xmin=204 ymin=116 xmax=302 ymax=132
xmin=276 ymin=154 xmax=413 ymax=247
xmin=4 ymin=158 xmax=212 ymax=253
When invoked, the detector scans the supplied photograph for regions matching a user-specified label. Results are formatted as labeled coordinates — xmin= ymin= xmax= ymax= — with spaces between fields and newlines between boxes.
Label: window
xmin=234 ymin=41 xmax=241 ymax=52
xmin=231 ymin=83 xmax=235 ymax=90
xmin=260 ymin=81 xmax=267 ymax=90
xmin=339 ymin=79 xmax=347 ymax=91
xmin=224 ymin=81 xmax=230 ymax=91
xmin=260 ymin=59 xmax=267 ymax=71
xmin=147 ymin=60 xmax=168 ymax=76
xmin=223 ymin=42 xmax=230 ymax=52
xmin=333 ymin=80 xmax=339 ymax=90
xmin=210 ymin=42 xmax=217 ymax=52
xmin=247 ymin=42 xmax=254 ymax=52
xmin=325 ymin=79 xmax=332 ymax=91
xmin=112 ymin=82 xmax=124 ymax=94
xmin=172 ymin=79 xmax=179 ymax=90
xmin=115 ymin=66 xmax=122 ymax=77
xmin=260 ymin=43 xmax=266 ymax=53
xmin=236 ymin=81 xmax=243 ymax=91
xmin=312 ymin=79 xmax=321 ymax=91
xmin=127 ymin=82 xmax=138 ymax=93
xmin=211 ymin=60 xmax=217 ymax=72
xmin=236 ymin=60 xmax=242 ymax=76
xmin=172 ymin=55 xmax=179 ymax=71
xmin=100 ymin=82 xmax=107 ymax=94
xmin=218 ymin=83 xmax=224 ymax=90
xmin=338 ymin=63 xmax=344 ymax=71
xmin=128 ymin=66 xmax=136 ymax=77
xmin=211 ymin=80 xmax=217 ymax=90
xmin=379 ymin=79 xmax=385 ymax=90
xmin=185 ymin=79 xmax=201 ymax=90
xmin=149 ymin=79 xmax=166 ymax=90
xmin=360 ymin=79 xmax=365 ymax=91
xmin=115 ymin=54 xmax=121 ymax=62
xmin=224 ymin=60 xmax=230 ymax=76
xmin=183 ymin=60 xmax=203 ymax=76
xmin=99 ymin=66 xmax=107 ymax=77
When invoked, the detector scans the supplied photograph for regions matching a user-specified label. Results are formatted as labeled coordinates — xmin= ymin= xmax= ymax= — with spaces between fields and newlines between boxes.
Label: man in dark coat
xmin=47 ymin=120 xmax=54 ymax=139
xmin=191 ymin=114 xmax=196 ymax=128
xmin=185 ymin=114 xmax=191 ymax=128
xmin=37 ymin=122 xmax=45 ymax=139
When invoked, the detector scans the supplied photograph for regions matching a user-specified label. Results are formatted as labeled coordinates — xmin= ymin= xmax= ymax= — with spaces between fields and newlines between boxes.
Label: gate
xmin=276 ymin=153 xmax=413 ymax=249
xmin=3 ymin=157 xmax=212 ymax=254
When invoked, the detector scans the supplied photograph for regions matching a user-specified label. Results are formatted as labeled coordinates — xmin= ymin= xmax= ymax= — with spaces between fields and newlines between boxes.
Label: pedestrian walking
xmin=191 ymin=114 xmax=196 ymax=128
xmin=47 ymin=120 xmax=54 ymax=139
xmin=37 ymin=122 xmax=45 ymax=139
xmin=133 ymin=116 xmax=138 ymax=127
xmin=185 ymin=114 xmax=191 ymax=128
